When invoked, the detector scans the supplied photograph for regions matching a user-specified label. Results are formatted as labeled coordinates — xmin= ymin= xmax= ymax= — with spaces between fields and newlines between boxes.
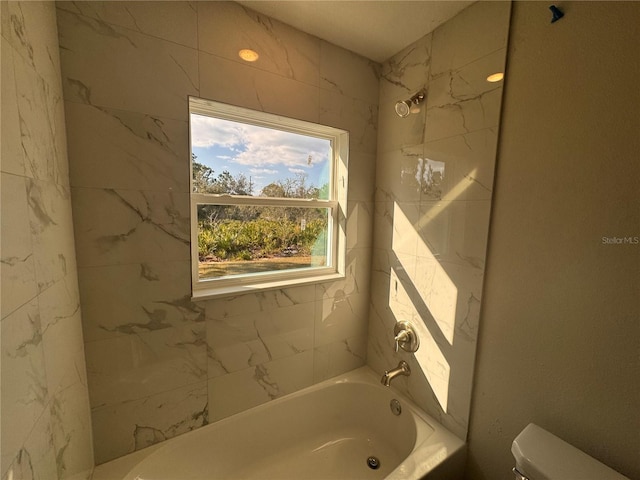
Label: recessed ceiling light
xmin=486 ymin=72 xmax=504 ymax=83
xmin=239 ymin=49 xmax=259 ymax=62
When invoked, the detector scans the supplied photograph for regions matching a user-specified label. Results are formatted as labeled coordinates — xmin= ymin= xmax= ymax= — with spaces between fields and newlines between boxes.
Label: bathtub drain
xmin=367 ymin=456 xmax=380 ymax=470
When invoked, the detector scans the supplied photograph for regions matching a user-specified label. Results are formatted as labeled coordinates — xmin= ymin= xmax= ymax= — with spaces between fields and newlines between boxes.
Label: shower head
xmin=395 ymin=91 xmax=426 ymax=118
xmin=394 ymin=100 xmax=412 ymax=118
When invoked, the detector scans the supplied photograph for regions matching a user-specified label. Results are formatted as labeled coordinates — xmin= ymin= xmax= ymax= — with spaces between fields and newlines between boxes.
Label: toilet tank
xmin=511 ymin=423 xmax=629 ymax=480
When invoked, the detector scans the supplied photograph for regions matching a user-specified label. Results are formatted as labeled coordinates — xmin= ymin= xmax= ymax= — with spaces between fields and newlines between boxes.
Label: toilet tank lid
xmin=511 ymin=424 xmax=629 ymax=480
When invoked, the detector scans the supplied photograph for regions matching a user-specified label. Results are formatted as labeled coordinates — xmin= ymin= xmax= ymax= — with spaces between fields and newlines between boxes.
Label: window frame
xmin=189 ymin=97 xmax=348 ymax=299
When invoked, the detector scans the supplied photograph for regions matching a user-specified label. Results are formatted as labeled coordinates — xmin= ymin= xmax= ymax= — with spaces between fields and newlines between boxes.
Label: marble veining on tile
xmin=369 ymin=0 xmax=510 ymax=441
xmin=27 ymin=180 xmax=78 ymax=294
xmin=66 ymin=102 xmax=190 ymax=192
xmin=1 ymin=173 xmax=37 ymax=319
xmin=379 ymin=33 xmax=432 ymax=101
xmin=57 ymin=8 xmax=199 ymax=121
xmin=318 ymin=90 xmax=378 ymax=156
xmin=13 ymin=56 xmax=69 ymax=185
xmin=72 ymin=187 xmax=190 ymax=267
xmin=1 ymin=300 xmax=48 ymax=473
xmin=54 ymin=0 xmax=377 ymax=463
xmin=78 ymin=261 xmax=202 ymax=343
xmin=207 ymin=350 xmax=314 ymax=423
xmin=206 ymin=301 xmax=314 ymax=375
xmin=57 ymin=1 xmax=199 ymax=49
xmin=2 ymin=2 xmax=94 ymax=478
xmin=1 ymin=1 xmax=62 ymax=92
xmin=320 ymin=41 xmax=380 ymax=104
xmin=198 ymin=50 xmax=320 ymax=124
xmin=430 ymin=1 xmax=510 ymax=77
xmin=197 ymin=1 xmax=320 ymax=86
xmin=313 ymin=335 xmax=367 ymax=383
xmin=85 ymin=323 xmax=207 ymax=407
xmin=91 ymin=382 xmax=208 ymax=464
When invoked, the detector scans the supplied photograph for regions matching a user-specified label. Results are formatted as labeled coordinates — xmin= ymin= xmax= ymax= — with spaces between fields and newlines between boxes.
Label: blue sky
xmin=190 ymin=114 xmax=331 ymax=195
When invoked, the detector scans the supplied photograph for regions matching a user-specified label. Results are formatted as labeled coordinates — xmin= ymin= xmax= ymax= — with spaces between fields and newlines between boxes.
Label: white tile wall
xmin=2 ymin=0 xmax=512 ymax=469
xmin=1 ymin=2 xmax=93 ymax=478
xmin=57 ymin=0 xmax=376 ymax=464
xmin=368 ymin=0 xmax=511 ymax=440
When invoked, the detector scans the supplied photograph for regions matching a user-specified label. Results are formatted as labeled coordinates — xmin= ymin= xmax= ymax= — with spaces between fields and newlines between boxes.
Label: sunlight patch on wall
xmin=393 ymin=202 xmax=458 ymax=344
xmin=391 ymin=200 xmax=416 ymax=255
xmin=388 ymin=261 xmax=452 ymax=412
xmin=415 ymin=332 xmax=451 ymax=411
xmin=388 ymin=202 xmax=457 ymax=412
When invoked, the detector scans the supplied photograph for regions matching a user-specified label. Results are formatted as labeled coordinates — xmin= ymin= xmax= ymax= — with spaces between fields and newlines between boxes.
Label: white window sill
xmin=191 ymin=272 xmax=345 ymax=301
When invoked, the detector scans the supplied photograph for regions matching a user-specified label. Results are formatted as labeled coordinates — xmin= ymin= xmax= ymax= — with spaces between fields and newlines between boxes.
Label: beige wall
xmin=1 ymin=2 xmax=93 ymax=479
xmin=466 ymin=2 xmax=640 ymax=479
xmin=56 ymin=1 xmax=377 ymax=464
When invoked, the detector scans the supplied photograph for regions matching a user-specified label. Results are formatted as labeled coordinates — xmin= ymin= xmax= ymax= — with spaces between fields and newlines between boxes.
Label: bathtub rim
xmin=94 ymin=365 xmax=465 ymax=480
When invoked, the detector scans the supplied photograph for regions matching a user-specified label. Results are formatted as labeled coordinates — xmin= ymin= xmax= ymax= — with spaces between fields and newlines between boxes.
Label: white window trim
xmin=189 ymin=97 xmax=348 ymax=300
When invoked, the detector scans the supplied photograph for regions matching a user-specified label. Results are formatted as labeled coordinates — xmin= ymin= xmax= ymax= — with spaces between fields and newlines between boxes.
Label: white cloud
xmin=288 ymin=168 xmax=307 ymax=174
xmin=249 ymin=168 xmax=278 ymax=175
xmin=191 ymin=114 xmax=330 ymax=168
xmin=233 ymin=138 xmax=328 ymax=168
xmin=190 ymin=114 xmax=245 ymax=148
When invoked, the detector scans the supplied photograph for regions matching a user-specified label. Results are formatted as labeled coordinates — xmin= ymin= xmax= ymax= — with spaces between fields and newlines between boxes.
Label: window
xmin=189 ymin=97 xmax=348 ymax=298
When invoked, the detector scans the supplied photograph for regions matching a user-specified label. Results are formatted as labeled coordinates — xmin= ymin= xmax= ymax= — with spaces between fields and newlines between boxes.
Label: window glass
xmin=189 ymin=97 xmax=348 ymax=297
xmin=197 ymin=205 xmax=329 ymax=279
xmin=191 ymin=114 xmax=331 ymax=200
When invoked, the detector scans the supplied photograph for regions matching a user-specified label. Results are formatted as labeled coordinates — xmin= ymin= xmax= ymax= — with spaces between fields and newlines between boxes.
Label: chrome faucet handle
xmin=394 ymin=330 xmax=410 ymax=352
xmin=393 ymin=321 xmax=420 ymax=353
xmin=512 ymin=468 xmax=530 ymax=480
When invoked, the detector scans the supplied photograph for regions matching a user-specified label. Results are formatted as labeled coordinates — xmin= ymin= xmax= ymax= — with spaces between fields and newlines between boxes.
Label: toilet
xmin=511 ymin=423 xmax=629 ymax=480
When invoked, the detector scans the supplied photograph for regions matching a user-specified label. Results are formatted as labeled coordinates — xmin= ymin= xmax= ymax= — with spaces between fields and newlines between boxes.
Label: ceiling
xmin=236 ymin=1 xmax=474 ymax=63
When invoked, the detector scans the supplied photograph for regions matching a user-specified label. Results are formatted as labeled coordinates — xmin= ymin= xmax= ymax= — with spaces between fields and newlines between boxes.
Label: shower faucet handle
xmin=393 ymin=321 xmax=420 ymax=353
xmin=394 ymin=330 xmax=410 ymax=352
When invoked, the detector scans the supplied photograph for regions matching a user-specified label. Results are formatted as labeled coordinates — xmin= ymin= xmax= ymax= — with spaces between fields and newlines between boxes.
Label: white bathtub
xmin=99 ymin=367 xmax=464 ymax=480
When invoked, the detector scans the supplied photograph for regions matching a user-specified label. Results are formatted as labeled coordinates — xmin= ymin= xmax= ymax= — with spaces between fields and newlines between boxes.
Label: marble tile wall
xmin=1 ymin=2 xmax=93 ymax=479
xmin=56 ymin=1 xmax=377 ymax=464
xmin=367 ymin=1 xmax=511 ymax=440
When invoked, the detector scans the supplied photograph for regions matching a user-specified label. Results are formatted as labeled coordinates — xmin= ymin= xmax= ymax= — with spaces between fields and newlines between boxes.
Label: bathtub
xmin=101 ymin=367 xmax=464 ymax=480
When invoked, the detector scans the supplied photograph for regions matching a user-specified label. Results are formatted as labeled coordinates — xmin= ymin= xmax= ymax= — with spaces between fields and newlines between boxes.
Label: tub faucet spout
xmin=381 ymin=361 xmax=411 ymax=386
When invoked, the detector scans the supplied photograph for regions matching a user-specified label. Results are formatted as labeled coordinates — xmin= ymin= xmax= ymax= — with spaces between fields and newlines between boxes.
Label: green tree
xmin=260 ymin=172 xmax=319 ymax=199
xmin=192 ymin=155 xmax=253 ymax=195
xmin=194 ymin=159 xmax=327 ymax=260
xmin=260 ymin=182 xmax=286 ymax=198
xmin=192 ymin=155 xmax=215 ymax=193
xmin=210 ymin=171 xmax=252 ymax=195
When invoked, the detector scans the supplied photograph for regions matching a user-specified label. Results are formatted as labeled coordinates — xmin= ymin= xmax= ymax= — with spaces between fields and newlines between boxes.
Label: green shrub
xmin=198 ymin=217 xmax=327 ymax=261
